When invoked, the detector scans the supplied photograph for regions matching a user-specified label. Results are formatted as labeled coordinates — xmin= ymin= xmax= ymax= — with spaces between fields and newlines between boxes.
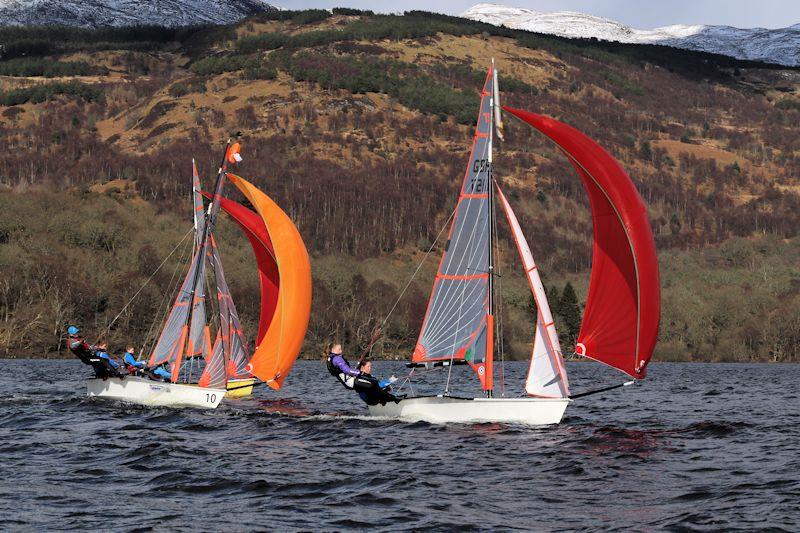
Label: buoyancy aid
xmin=326 ymin=353 xmax=357 ymax=389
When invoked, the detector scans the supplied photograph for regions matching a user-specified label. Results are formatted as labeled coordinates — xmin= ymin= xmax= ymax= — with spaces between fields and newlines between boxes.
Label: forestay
xmin=412 ymin=67 xmax=495 ymax=387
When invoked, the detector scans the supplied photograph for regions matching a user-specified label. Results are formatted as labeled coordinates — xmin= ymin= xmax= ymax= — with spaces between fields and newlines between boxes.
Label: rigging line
xmin=140 ymin=237 xmax=189 ymax=357
xmin=424 ymin=126 xmax=492 ymax=331
xmin=445 ymin=256 xmax=472 ymax=394
xmin=426 ymin=151 xmax=491 ymax=331
xmin=379 ymin=206 xmax=456 ymax=329
xmin=141 ymin=235 xmax=192 ymax=359
xmin=492 ymin=191 xmax=506 ymax=397
xmin=99 ymin=226 xmax=194 ymax=342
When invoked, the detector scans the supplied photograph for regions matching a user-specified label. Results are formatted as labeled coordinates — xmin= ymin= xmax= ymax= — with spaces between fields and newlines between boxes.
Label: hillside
xmin=0 ymin=9 xmax=799 ymax=363
xmin=0 ymin=0 xmax=279 ymax=28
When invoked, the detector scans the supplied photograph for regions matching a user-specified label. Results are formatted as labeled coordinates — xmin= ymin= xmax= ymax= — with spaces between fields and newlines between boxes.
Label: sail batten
xmin=208 ymin=235 xmax=249 ymax=379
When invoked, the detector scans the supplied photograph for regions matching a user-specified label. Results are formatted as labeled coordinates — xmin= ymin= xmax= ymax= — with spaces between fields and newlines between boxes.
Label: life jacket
xmin=123 ymin=353 xmax=145 ymax=374
xmin=326 ymin=353 xmax=356 ymax=390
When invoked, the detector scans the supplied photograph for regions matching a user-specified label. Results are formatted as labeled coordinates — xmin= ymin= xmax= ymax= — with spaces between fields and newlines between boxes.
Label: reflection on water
xmin=0 ymin=360 xmax=798 ymax=530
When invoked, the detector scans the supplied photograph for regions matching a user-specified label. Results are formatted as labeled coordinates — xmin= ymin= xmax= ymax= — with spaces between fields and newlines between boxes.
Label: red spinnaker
xmin=503 ymin=107 xmax=660 ymax=379
xmin=205 ymin=193 xmax=279 ymax=345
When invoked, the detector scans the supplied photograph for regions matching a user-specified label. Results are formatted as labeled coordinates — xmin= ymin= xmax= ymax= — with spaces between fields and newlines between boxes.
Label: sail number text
xmin=470 ymin=159 xmax=491 ymax=192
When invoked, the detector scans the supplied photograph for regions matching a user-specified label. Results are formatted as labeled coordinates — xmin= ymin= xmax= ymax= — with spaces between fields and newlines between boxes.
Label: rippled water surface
xmin=1 ymin=360 xmax=798 ymax=531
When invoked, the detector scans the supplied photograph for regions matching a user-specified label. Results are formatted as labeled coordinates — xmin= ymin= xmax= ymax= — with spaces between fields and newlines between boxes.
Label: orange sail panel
xmin=496 ymin=184 xmax=569 ymax=398
xmin=226 ymin=173 xmax=312 ymax=390
xmin=503 ymin=107 xmax=661 ymax=379
xmin=413 ymin=66 xmax=494 ymax=390
xmin=199 ymin=330 xmax=226 ymax=388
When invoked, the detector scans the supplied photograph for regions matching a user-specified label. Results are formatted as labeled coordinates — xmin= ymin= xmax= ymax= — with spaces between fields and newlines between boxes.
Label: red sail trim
xmin=503 ymin=107 xmax=661 ymax=379
xmin=204 ymin=192 xmax=279 ymax=345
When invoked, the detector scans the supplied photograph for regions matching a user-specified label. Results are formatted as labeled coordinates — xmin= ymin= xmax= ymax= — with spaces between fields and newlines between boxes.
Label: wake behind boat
xmin=369 ymin=61 xmax=661 ymax=425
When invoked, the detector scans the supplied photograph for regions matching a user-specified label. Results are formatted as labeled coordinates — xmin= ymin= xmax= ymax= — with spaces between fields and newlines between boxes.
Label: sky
xmin=278 ymin=1 xmax=800 ymax=29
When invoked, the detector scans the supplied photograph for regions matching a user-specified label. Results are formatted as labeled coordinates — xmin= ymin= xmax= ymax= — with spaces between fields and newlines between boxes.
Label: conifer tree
xmin=559 ymin=282 xmax=582 ymax=348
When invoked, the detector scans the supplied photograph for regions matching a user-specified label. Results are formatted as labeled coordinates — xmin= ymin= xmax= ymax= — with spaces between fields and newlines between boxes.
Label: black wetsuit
xmin=68 ymin=336 xmax=123 ymax=379
xmin=354 ymin=372 xmax=400 ymax=406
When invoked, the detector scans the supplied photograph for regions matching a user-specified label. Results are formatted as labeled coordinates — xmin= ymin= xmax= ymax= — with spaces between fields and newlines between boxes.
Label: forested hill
xmin=1 ymin=9 xmax=799 ymax=362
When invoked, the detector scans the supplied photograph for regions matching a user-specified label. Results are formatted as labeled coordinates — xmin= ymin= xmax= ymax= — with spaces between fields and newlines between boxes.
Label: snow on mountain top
xmin=0 ymin=0 xmax=279 ymax=28
xmin=463 ymin=3 xmax=800 ymax=66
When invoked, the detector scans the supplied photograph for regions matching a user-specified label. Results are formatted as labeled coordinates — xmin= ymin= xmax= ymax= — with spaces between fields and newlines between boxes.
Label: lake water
xmin=0 ymin=359 xmax=798 ymax=531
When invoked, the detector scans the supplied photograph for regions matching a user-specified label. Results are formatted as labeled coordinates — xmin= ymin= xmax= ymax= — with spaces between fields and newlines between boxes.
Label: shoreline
xmin=1 ymin=354 xmax=794 ymax=364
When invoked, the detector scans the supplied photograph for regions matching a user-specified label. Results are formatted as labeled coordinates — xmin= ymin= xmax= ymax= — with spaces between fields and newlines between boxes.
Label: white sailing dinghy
xmin=370 ymin=62 xmax=661 ymax=425
xmin=87 ymin=143 xmax=247 ymax=409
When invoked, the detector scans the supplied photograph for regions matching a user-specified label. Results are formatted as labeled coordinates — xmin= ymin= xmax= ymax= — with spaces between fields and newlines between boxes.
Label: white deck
xmin=86 ymin=376 xmax=225 ymax=409
xmin=368 ymin=395 xmax=570 ymax=425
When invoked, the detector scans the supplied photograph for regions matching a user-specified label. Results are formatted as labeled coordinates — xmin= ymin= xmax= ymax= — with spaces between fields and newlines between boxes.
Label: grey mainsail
xmin=413 ymin=68 xmax=495 ymax=377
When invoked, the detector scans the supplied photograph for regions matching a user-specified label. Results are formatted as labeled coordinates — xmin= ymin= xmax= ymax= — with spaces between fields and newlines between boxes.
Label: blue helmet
xmin=67 ymin=326 xmax=80 ymax=335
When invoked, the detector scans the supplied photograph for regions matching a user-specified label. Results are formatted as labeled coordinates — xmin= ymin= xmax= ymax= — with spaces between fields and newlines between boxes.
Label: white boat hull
xmin=368 ymin=395 xmax=570 ymax=425
xmin=86 ymin=376 xmax=225 ymax=409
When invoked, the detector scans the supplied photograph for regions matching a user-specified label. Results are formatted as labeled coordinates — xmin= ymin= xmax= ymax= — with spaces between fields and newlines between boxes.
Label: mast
xmin=485 ymin=60 xmax=498 ymax=397
xmin=176 ymin=140 xmax=233 ymax=381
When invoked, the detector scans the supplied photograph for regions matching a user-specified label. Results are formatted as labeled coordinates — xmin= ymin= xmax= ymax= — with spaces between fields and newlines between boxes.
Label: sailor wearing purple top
xmin=326 ymin=343 xmax=359 ymax=389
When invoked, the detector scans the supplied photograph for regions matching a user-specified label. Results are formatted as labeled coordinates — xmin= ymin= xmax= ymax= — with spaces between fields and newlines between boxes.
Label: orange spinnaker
xmin=227 ymin=173 xmax=312 ymax=390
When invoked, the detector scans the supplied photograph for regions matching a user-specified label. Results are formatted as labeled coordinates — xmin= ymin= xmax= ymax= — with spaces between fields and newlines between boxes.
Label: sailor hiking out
xmin=67 ymin=326 xmax=124 ymax=380
xmin=326 ymin=343 xmax=401 ymax=406
xmin=355 ymin=357 xmax=400 ymax=406
xmin=326 ymin=343 xmax=360 ymax=388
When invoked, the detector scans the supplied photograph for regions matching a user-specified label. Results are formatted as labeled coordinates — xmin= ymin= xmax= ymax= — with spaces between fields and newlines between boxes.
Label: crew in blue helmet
xmin=66 ymin=326 xmax=123 ymax=379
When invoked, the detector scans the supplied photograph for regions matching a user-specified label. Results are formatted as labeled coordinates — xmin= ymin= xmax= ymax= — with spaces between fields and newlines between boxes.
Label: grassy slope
xmin=0 ymin=11 xmax=799 ymax=361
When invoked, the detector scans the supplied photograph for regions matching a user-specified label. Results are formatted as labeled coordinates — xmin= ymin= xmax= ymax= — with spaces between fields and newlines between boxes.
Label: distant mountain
xmin=0 ymin=0 xmax=279 ymax=28
xmin=462 ymin=3 xmax=800 ymax=67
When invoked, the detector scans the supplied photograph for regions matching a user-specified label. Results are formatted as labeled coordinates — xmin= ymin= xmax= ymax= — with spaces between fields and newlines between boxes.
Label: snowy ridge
xmin=0 ymin=0 xmax=279 ymax=28
xmin=463 ymin=3 xmax=800 ymax=67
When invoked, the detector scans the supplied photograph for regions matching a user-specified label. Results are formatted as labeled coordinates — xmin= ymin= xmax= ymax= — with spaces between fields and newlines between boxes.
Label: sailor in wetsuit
xmin=149 ymin=362 xmax=172 ymax=382
xmin=355 ymin=357 xmax=400 ymax=406
xmin=66 ymin=326 xmax=122 ymax=379
xmin=326 ymin=343 xmax=360 ymax=388
xmin=326 ymin=344 xmax=401 ymax=405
